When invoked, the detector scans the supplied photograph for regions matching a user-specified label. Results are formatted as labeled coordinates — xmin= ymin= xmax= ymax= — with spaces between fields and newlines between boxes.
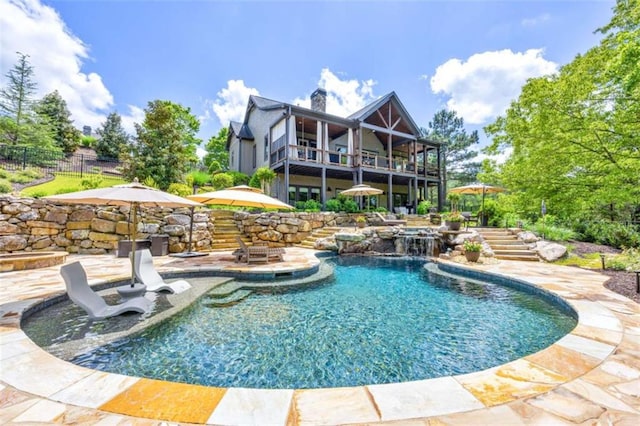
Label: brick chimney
xmin=310 ymin=88 xmax=327 ymax=113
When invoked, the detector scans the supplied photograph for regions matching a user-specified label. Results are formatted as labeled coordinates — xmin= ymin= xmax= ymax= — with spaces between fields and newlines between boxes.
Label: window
xmin=288 ymin=185 xmax=321 ymax=204
xmin=264 ymin=135 xmax=269 ymax=161
xmin=252 ymin=145 xmax=257 ymax=168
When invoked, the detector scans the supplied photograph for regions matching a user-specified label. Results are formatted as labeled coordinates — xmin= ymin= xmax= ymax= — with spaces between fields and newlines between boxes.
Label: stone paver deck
xmin=1 ymin=249 xmax=639 ymax=424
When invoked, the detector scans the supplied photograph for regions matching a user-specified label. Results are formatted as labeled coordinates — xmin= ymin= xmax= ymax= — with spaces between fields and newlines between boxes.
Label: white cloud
xmin=120 ymin=105 xmax=145 ymax=135
xmin=430 ymin=49 xmax=558 ymax=124
xmin=0 ymin=0 xmax=115 ymax=130
xmin=292 ymin=68 xmax=378 ymax=117
xmin=211 ymin=80 xmax=259 ymax=125
xmin=521 ymin=13 xmax=551 ymax=27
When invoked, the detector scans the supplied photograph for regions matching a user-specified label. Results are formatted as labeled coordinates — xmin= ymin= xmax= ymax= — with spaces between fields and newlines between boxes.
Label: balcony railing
xmin=270 ymin=143 xmax=437 ymax=177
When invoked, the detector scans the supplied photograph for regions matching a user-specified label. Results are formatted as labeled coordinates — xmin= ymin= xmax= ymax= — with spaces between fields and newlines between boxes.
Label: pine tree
xmin=0 ymin=52 xmax=39 ymax=145
xmin=95 ymin=112 xmax=129 ymax=160
xmin=36 ymin=90 xmax=81 ymax=153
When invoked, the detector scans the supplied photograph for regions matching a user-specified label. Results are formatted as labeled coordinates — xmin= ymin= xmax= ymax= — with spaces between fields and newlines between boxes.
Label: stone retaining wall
xmin=0 ymin=196 xmax=359 ymax=254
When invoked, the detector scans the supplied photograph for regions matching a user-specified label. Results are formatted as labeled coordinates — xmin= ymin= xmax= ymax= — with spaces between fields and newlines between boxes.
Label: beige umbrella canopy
xmin=448 ymin=184 xmax=506 ymax=219
xmin=340 ymin=184 xmax=383 ymax=210
xmin=187 ymin=185 xmax=294 ymax=210
xmin=45 ymin=179 xmax=201 ymax=286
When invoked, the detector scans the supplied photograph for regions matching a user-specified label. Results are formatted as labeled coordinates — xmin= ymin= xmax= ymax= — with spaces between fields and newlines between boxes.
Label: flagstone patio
xmin=1 ymin=248 xmax=638 ymax=424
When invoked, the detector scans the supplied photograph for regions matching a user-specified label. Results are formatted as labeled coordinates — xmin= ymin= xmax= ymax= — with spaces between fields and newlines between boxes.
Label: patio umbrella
xmin=45 ymin=178 xmax=201 ymax=287
xmin=448 ymin=184 xmax=505 ymax=221
xmin=340 ymin=184 xmax=383 ymax=210
xmin=187 ymin=185 xmax=295 ymax=210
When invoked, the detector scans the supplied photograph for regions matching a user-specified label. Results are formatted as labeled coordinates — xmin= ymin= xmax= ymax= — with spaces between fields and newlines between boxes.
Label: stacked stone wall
xmin=0 ymin=196 xmax=358 ymax=254
xmin=0 ymin=196 xmax=215 ymax=254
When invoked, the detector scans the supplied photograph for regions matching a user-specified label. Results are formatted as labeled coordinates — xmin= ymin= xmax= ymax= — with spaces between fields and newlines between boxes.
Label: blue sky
xmin=1 ymin=0 xmax=615 ymax=154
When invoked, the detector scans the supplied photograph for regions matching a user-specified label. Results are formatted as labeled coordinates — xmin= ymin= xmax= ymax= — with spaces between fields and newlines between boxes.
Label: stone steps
xmin=203 ymin=289 xmax=253 ymax=307
xmin=209 ymin=210 xmax=246 ymax=251
xmin=476 ymin=228 xmax=539 ymax=261
xmin=297 ymin=226 xmax=342 ymax=249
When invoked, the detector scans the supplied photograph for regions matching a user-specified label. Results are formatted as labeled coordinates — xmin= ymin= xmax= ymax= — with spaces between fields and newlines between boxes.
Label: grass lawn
xmin=21 ymin=173 xmax=127 ymax=197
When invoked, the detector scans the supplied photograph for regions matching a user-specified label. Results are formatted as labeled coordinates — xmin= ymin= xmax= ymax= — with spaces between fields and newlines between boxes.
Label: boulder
xmin=0 ymin=235 xmax=28 ymax=251
xmin=17 ymin=210 xmax=39 ymax=221
xmin=97 ymin=210 xmax=126 ymax=222
xmin=44 ymin=209 xmax=68 ymax=224
xmin=518 ymin=231 xmax=539 ymax=244
xmin=0 ymin=222 xmax=19 ymax=235
xmin=69 ymin=209 xmax=95 ymax=221
xmin=165 ymin=214 xmax=191 ymax=226
xmin=536 ymin=241 xmax=567 ymax=262
xmin=91 ymin=218 xmax=116 ymax=233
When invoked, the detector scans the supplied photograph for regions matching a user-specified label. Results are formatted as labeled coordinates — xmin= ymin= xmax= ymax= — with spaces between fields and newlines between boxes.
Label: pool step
xmin=204 ymin=289 xmax=253 ymax=307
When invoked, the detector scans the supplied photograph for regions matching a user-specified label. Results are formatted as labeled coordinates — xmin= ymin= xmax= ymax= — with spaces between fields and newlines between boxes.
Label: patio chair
xmin=60 ymin=261 xmax=150 ymax=320
xmin=132 ymin=249 xmax=191 ymax=294
xmin=373 ymin=212 xmax=407 ymax=226
xmin=461 ymin=212 xmax=479 ymax=229
xmin=234 ymin=236 xmax=284 ymax=263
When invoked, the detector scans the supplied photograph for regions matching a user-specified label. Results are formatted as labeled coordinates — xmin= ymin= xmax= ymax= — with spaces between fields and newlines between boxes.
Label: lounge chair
xmin=234 ymin=236 xmax=285 ymax=263
xmin=132 ymin=249 xmax=191 ymax=294
xmin=60 ymin=261 xmax=150 ymax=320
xmin=373 ymin=212 xmax=407 ymax=226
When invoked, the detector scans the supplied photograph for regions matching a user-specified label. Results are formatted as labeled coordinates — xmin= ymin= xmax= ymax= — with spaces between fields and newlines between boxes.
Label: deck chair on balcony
xmin=132 ymin=249 xmax=191 ymax=294
xmin=373 ymin=212 xmax=407 ymax=226
xmin=60 ymin=261 xmax=150 ymax=320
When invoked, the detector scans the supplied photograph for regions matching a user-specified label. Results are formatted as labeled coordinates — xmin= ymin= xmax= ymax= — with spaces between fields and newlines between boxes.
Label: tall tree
xmin=484 ymin=0 xmax=640 ymax=221
xmin=122 ymin=100 xmax=201 ymax=190
xmin=203 ymin=127 xmax=229 ymax=173
xmin=0 ymin=52 xmax=54 ymax=147
xmin=36 ymin=90 xmax=81 ymax=153
xmin=425 ymin=109 xmax=480 ymax=201
xmin=95 ymin=112 xmax=129 ymax=160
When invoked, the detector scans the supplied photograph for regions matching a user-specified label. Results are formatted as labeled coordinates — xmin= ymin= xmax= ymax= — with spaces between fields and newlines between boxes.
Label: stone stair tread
xmin=204 ymin=289 xmax=253 ymax=307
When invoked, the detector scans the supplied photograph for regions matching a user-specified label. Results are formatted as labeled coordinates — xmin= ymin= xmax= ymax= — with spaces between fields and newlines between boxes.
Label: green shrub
xmin=575 ymin=221 xmax=640 ymax=249
xmin=417 ymin=200 xmax=431 ymax=215
xmin=0 ymin=168 xmax=9 ymax=179
xmin=9 ymin=173 xmax=33 ymax=184
xmin=81 ymin=174 xmax=103 ymax=189
xmin=81 ymin=135 xmax=96 ymax=148
xmin=302 ymin=199 xmax=321 ymax=212
xmin=325 ymin=198 xmax=342 ymax=212
xmin=28 ymin=190 xmax=48 ymax=198
xmin=0 ymin=179 xmax=12 ymax=194
xmin=342 ymin=198 xmax=359 ymax=213
xmin=167 ymin=183 xmax=192 ymax=197
xmin=212 ymin=172 xmax=234 ymax=190
xmin=527 ymin=221 xmax=577 ymax=242
xmin=187 ymin=170 xmax=211 ymax=187
xmin=295 ymin=201 xmax=306 ymax=210
xmin=54 ymin=187 xmax=79 ymax=194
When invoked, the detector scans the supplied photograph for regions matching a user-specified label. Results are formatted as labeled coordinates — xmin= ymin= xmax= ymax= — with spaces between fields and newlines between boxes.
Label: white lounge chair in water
xmin=60 ymin=261 xmax=150 ymax=320
xmin=132 ymin=249 xmax=191 ymax=294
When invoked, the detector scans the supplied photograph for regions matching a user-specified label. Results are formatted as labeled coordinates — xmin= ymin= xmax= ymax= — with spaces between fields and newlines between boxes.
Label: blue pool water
xmin=71 ymin=257 xmax=576 ymax=389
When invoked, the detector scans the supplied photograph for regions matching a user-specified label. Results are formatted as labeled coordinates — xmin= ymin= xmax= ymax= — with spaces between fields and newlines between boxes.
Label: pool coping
xmin=1 ymin=251 xmax=639 ymax=424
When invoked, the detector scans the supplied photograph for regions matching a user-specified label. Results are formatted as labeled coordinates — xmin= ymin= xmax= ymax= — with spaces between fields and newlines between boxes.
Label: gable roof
xmin=229 ymin=121 xmax=254 ymax=140
xmin=348 ymin=92 xmax=421 ymax=136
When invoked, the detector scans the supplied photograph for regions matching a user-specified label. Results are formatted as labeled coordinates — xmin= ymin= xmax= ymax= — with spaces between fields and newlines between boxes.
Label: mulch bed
xmin=569 ymin=241 xmax=639 ymax=304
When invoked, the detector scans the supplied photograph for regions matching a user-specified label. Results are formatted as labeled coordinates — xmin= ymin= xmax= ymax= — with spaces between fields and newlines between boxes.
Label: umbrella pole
xmin=187 ymin=206 xmax=195 ymax=253
xmin=481 ymin=188 xmax=486 ymax=227
xmin=130 ymin=202 xmax=137 ymax=287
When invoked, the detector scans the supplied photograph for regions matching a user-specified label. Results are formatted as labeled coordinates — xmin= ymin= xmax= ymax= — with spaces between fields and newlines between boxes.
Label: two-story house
xmin=227 ymin=89 xmax=443 ymax=212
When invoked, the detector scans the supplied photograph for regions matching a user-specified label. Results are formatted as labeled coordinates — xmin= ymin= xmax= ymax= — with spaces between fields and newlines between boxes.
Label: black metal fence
xmin=0 ymin=144 xmax=122 ymax=178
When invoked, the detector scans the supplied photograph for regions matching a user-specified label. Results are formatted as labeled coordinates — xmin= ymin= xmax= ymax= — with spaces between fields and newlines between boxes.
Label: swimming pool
xmin=25 ymin=256 xmax=577 ymax=389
